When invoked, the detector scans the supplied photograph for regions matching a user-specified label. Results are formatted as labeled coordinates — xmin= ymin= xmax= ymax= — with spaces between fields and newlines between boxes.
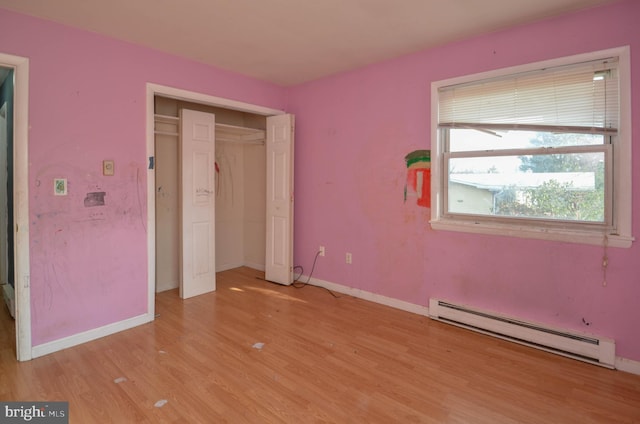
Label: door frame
xmin=0 ymin=53 xmax=30 ymax=361
xmin=146 ymin=83 xmax=285 ymax=315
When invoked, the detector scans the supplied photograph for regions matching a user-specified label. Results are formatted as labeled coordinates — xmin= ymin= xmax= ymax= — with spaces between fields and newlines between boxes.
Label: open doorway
xmin=0 ymin=52 xmax=30 ymax=361
xmin=0 ymin=67 xmax=15 ymax=357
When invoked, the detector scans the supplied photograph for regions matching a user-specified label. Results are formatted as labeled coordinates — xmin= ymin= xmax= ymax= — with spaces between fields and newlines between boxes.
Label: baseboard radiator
xmin=429 ymin=299 xmax=615 ymax=369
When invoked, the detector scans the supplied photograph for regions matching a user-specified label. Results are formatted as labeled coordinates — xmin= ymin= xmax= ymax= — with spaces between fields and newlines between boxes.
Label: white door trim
xmin=146 ymin=83 xmax=285 ymax=315
xmin=0 ymin=52 xmax=31 ymax=361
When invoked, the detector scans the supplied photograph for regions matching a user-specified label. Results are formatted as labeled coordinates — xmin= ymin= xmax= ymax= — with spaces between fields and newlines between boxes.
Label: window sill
xmin=430 ymin=218 xmax=634 ymax=248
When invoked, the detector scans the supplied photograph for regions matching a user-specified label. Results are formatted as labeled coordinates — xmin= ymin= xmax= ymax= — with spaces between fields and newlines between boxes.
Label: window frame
xmin=430 ymin=47 xmax=633 ymax=248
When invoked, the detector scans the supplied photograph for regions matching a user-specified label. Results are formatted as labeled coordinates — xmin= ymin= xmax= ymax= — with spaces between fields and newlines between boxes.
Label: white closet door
xmin=180 ymin=109 xmax=216 ymax=298
xmin=265 ymin=114 xmax=294 ymax=285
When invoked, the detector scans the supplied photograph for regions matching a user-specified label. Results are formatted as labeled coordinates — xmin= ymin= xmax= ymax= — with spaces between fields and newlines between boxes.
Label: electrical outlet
xmin=319 ymin=246 xmax=325 ymax=257
xmin=346 ymin=252 xmax=352 ymax=264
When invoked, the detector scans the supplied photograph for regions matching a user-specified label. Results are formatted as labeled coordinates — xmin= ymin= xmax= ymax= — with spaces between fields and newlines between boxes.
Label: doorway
xmin=0 ymin=68 xmax=14 ymax=360
xmin=0 ymin=52 xmax=30 ymax=361
xmin=146 ymin=84 xmax=293 ymax=315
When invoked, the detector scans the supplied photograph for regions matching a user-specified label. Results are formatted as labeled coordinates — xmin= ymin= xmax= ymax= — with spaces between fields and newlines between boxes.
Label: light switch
xmin=103 ymin=160 xmax=115 ymax=176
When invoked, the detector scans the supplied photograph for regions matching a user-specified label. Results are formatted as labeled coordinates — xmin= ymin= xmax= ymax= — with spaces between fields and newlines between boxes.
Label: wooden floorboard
xmin=1 ymin=267 xmax=639 ymax=423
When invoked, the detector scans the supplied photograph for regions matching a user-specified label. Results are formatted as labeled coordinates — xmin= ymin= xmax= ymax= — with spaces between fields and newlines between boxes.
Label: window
xmin=430 ymin=47 xmax=633 ymax=247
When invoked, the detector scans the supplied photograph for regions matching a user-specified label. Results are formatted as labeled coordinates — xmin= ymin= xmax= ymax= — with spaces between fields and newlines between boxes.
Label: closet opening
xmin=153 ymin=96 xmax=269 ymax=294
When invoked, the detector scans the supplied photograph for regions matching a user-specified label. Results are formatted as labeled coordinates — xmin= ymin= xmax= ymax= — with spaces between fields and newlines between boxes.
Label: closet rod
xmin=216 ymin=138 xmax=264 ymax=145
xmin=154 ymin=114 xmax=179 ymax=121
xmin=154 ymin=130 xmax=179 ymax=136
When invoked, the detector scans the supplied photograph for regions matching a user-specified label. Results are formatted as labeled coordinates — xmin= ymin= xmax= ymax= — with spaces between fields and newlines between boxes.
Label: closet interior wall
xmin=154 ymin=96 xmax=267 ymax=293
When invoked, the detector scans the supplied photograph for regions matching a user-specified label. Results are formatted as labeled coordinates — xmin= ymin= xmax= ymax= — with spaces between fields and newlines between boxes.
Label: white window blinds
xmin=438 ymin=58 xmax=619 ymax=134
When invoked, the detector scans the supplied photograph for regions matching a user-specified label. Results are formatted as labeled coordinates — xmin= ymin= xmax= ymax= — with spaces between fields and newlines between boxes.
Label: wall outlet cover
xmin=54 ymin=178 xmax=67 ymax=196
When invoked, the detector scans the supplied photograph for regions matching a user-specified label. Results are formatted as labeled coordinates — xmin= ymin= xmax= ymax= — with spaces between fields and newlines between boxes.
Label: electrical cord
xmin=293 ymin=265 xmax=304 ymax=282
xmin=291 ymin=250 xmax=340 ymax=298
xmin=291 ymin=250 xmax=319 ymax=288
xmin=257 ymin=249 xmax=340 ymax=298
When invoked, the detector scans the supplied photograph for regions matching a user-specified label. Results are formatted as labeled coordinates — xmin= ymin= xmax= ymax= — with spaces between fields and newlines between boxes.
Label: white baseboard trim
xmin=31 ymin=313 xmax=154 ymax=359
xmin=615 ymin=357 xmax=640 ymax=376
xmin=216 ymin=262 xmax=245 ymax=273
xmin=302 ymin=275 xmax=429 ymax=317
xmin=302 ymin=275 xmax=640 ymax=376
xmin=243 ymin=261 xmax=265 ymax=272
xmin=27 ymin=275 xmax=640 ymax=376
xmin=217 ymin=261 xmax=265 ymax=273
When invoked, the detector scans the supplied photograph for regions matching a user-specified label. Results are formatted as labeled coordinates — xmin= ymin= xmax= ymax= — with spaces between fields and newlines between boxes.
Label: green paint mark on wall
xmin=404 ymin=150 xmax=430 ymax=168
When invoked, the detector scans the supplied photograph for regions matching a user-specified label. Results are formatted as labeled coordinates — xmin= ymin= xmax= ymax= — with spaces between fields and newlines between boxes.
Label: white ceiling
xmin=0 ymin=0 xmax=616 ymax=86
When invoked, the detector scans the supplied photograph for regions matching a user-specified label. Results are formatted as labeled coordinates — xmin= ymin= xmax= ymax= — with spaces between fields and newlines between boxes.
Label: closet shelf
xmin=153 ymin=114 xmax=265 ymax=144
xmin=154 ymin=114 xmax=179 ymax=136
xmin=216 ymin=123 xmax=265 ymax=144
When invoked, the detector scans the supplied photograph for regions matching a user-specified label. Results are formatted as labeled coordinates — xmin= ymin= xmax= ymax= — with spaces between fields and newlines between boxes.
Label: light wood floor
xmin=1 ymin=267 xmax=639 ymax=423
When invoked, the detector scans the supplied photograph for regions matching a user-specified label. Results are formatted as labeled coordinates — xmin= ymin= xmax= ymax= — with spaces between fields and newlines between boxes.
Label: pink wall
xmin=2 ymin=1 xmax=639 ymax=363
xmin=0 ymin=9 xmax=287 ymax=345
xmin=287 ymin=0 xmax=640 ymax=361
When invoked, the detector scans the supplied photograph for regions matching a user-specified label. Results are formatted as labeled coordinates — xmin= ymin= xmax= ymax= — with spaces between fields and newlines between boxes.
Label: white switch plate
xmin=103 ymin=160 xmax=115 ymax=176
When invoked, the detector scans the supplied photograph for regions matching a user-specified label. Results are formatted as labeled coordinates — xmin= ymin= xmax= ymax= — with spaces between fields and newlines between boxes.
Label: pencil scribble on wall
xmin=404 ymin=150 xmax=430 ymax=208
